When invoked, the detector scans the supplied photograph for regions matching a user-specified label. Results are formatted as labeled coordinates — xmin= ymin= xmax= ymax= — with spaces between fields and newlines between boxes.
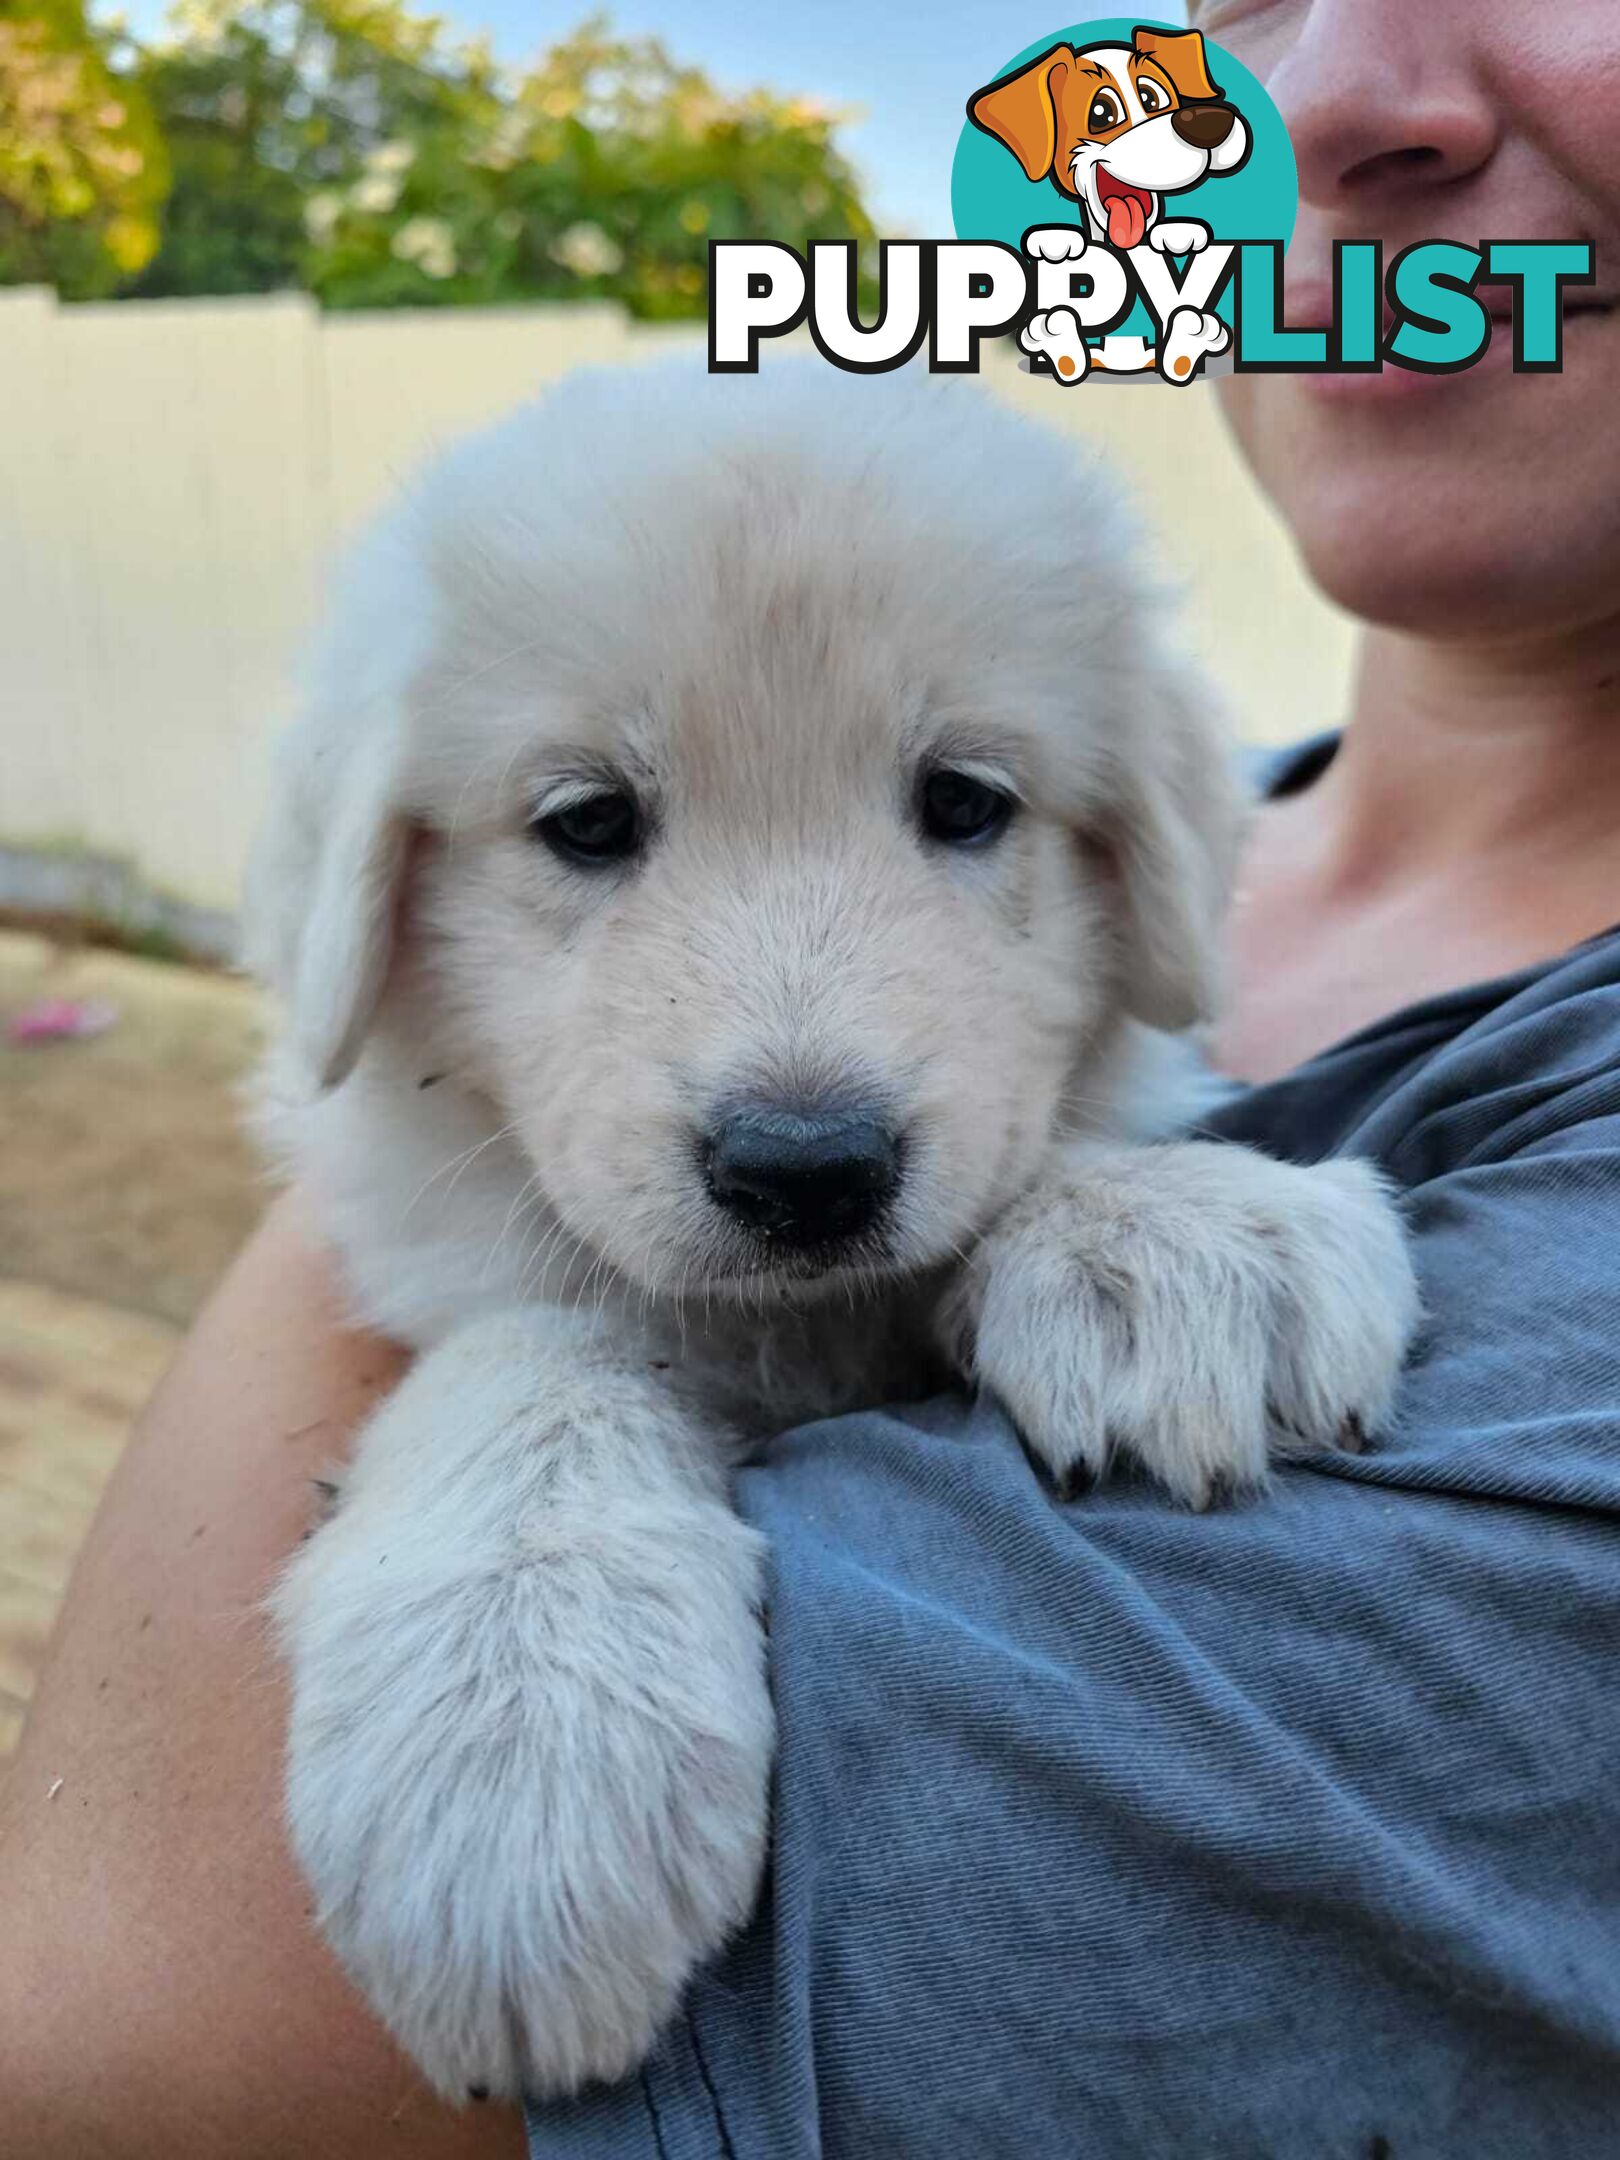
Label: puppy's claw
xmin=1190 ymin=1464 xmax=1245 ymax=1514
xmin=941 ymin=1145 xmax=1417 ymax=1509
xmin=1036 ymin=1437 xmax=1102 ymax=1505
xmin=1053 ymin=1456 xmax=1098 ymax=1504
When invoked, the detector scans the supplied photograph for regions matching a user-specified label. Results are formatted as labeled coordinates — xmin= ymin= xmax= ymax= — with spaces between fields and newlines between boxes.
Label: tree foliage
xmin=0 ymin=0 xmax=168 ymax=296
xmin=0 ymin=1 xmax=877 ymax=313
xmin=300 ymin=14 xmax=877 ymax=317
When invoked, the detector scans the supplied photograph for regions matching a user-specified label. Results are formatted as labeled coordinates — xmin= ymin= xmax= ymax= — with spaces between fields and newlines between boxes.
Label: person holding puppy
xmin=4 ymin=1 xmax=1619 ymax=2154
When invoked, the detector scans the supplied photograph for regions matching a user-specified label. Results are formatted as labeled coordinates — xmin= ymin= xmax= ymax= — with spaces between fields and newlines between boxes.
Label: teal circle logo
xmin=952 ymin=19 xmax=1296 ymax=346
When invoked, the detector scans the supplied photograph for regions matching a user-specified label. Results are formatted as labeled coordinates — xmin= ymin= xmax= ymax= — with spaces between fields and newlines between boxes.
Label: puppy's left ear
xmin=1105 ymin=647 xmax=1243 ymax=1033
xmin=1133 ymin=26 xmax=1223 ymax=104
xmin=245 ymin=692 xmax=412 ymax=1092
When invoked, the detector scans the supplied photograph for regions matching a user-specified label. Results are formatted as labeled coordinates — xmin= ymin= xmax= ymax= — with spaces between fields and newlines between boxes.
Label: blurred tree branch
xmin=0 ymin=0 xmax=878 ymax=313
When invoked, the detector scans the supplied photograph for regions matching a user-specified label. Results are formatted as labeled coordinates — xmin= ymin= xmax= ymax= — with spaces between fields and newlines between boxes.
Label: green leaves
xmin=0 ymin=0 xmax=168 ymax=296
xmin=1 ymin=1 xmax=879 ymax=314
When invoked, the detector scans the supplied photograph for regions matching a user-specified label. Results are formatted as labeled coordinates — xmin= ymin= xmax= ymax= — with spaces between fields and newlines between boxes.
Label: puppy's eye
xmin=919 ymin=769 xmax=1016 ymax=848
xmin=1087 ymin=89 xmax=1124 ymax=132
xmin=1137 ymin=78 xmax=1168 ymax=114
xmin=531 ymin=789 xmax=641 ymax=867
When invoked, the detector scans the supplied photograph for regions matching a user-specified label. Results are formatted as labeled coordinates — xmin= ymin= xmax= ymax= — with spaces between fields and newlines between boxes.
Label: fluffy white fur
xmin=246 ymin=357 xmax=1418 ymax=2103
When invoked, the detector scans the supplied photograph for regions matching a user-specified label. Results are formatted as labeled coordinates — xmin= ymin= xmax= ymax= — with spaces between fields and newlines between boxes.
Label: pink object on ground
xmin=6 ymin=998 xmax=121 ymax=1044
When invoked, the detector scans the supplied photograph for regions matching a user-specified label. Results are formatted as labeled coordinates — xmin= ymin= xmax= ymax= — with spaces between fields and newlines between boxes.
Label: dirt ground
xmin=0 ymin=930 xmax=268 ymax=1759
xmin=0 ymin=930 xmax=268 ymax=1326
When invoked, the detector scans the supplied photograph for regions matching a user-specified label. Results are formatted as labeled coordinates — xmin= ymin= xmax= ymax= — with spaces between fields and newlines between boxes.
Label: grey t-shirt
xmin=528 ymin=738 xmax=1620 ymax=2158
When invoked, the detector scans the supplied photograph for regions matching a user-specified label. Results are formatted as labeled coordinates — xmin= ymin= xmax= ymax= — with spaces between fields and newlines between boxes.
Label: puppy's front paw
xmin=1148 ymin=218 xmax=1211 ymax=256
xmin=1024 ymin=224 xmax=1089 ymax=262
xmin=941 ymin=1145 xmax=1418 ymax=1508
xmin=276 ymin=1452 xmax=772 ymax=2101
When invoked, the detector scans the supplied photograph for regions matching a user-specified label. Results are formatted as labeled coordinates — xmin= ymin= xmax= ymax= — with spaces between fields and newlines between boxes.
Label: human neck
xmin=1219 ymin=614 xmax=1620 ymax=1084
xmin=1311 ymin=621 xmax=1620 ymax=896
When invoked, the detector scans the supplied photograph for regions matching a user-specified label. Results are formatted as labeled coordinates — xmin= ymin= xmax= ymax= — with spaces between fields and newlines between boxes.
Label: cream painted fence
xmin=0 ymin=284 xmax=1355 ymax=936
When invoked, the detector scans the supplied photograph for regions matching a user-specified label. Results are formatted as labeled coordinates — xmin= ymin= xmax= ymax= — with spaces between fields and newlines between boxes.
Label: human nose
xmin=1268 ymin=0 xmax=1500 ymax=211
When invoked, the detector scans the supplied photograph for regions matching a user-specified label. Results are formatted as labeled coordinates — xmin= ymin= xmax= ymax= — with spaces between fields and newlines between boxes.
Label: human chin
xmin=1219 ymin=330 xmax=1620 ymax=638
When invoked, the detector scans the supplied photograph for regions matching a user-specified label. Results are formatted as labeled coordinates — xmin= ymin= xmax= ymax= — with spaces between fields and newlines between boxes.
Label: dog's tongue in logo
xmin=1097 ymin=171 xmax=1151 ymax=251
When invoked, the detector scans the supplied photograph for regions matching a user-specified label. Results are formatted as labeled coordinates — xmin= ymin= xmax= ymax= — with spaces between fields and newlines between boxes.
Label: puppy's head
xmin=249 ymin=360 xmax=1236 ymax=1303
xmin=968 ymin=29 xmax=1250 ymax=246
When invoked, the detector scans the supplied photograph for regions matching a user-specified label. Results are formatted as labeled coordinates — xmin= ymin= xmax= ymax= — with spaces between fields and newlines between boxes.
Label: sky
xmin=118 ymin=1 xmax=1187 ymax=237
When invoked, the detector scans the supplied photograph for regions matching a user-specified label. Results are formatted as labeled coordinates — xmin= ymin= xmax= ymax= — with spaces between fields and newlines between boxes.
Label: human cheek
xmin=1186 ymin=0 xmax=1306 ymax=82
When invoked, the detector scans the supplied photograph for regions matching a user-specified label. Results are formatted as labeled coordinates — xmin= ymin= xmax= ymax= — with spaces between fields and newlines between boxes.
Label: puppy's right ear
xmin=1105 ymin=644 xmax=1243 ymax=1035
xmin=245 ymin=703 xmax=411 ymax=1092
xmin=967 ymin=45 xmax=1075 ymax=183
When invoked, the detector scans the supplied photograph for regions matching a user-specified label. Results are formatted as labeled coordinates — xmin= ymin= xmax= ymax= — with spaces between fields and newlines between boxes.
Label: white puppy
xmin=246 ymin=358 xmax=1417 ymax=2104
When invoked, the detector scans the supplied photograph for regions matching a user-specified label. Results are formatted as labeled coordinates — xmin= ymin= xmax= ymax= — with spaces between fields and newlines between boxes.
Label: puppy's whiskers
xmin=517 ymin=1212 xmax=576 ymax=1304
xmin=480 ymin=1167 xmax=548 ymax=1285
xmin=400 ymin=1120 xmax=523 ymax=1226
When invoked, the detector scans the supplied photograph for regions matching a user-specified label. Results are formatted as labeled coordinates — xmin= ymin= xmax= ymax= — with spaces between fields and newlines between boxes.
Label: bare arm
xmin=0 ymin=1192 xmax=524 ymax=2160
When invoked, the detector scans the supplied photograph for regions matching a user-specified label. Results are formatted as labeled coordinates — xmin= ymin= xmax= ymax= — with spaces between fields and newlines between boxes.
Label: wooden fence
xmin=0 ymin=285 xmax=1353 ymax=933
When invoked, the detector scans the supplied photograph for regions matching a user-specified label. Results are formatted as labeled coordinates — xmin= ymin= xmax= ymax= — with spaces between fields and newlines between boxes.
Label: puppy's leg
xmin=273 ymin=1308 xmax=771 ymax=2103
xmin=938 ymin=1142 xmax=1419 ymax=1507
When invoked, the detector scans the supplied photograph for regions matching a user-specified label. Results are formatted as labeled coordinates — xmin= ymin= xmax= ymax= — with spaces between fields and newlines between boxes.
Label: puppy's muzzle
xmin=1172 ymin=104 xmax=1237 ymax=150
xmin=704 ymin=1103 xmax=900 ymax=1251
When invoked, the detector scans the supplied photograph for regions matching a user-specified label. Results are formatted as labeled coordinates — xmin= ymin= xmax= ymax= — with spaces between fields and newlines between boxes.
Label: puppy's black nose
xmin=1172 ymin=103 xmax=1236 ymax=150
xmin=704 ymin=1104 xmax=899 ymax=1248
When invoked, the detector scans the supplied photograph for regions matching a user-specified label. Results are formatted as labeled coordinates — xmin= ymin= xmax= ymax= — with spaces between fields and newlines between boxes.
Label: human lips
xmin=1268 ymin=270 xmax=1610 ymax=399
xmin=1472 ymin=282 xmax=1615 ymax=346
xmin=1280 ymin=274 xmax=1615 ymax=344
xmin=1334 ymin=305 xmax=1609 ymax=408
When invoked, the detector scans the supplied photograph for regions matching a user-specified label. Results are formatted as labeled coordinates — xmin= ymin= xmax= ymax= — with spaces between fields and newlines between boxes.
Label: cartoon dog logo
xmin=968 ymin=26 xmax=1251 ymax=383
